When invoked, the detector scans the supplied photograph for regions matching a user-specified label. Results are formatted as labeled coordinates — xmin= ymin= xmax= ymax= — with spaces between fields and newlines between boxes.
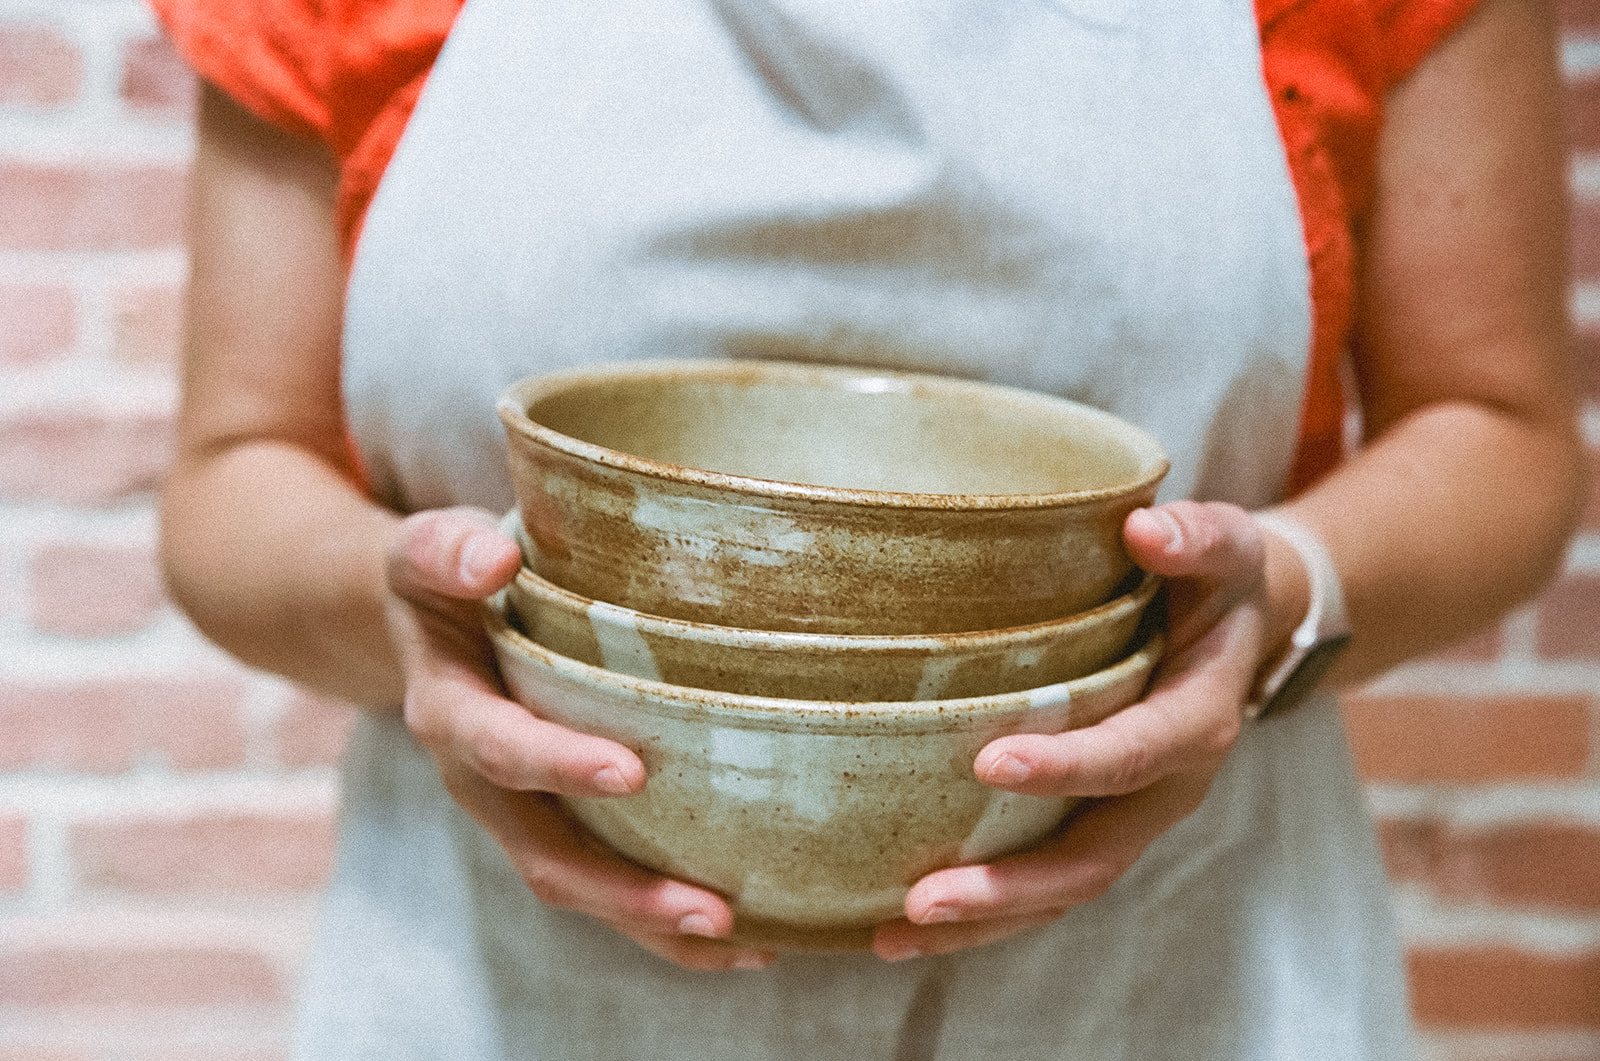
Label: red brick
xmin=1342 ymin=693 xmax=1592 ymax=783
xmin=1574 ymin=327 xmax=1600 ymax=402
xmin=0 ymin=283 xmax=74 ymax=365
xmin=274 ymin=689 xmax=358 ymax=767
xmin=113 ymin=282 xmax=184 ymax=367
xmin=1575 ymin=196 xmax=1600 ymax=284
xmin=0 ymin=22 xmax=81 ymax=108
xmin=0 ymin=162 xmax=187 ymax=251
xmin=1586 ymin=449 xmax=1600 ymax=532
xmin=120 ymin=33 xmax=196 ymax=117
xmin=1376 ymin=818 xmax=1435 ymax=884
xmin=1560 ymin=0 xmax=1600 ymax=33
xmin=0 ymin=676 xmax=250 ymax=773
xmin=1535 ymin=573 xmax=1600 ymax=660
xmin=0 ymin=814 xmax=27 ymax=893
xmin=72 ymin=812 xmax=336 ymax=894
xmin=0 ymin=408 xmax=172 ymax=502
xmin=1570 ymin=77 xmax=1600 ymax=157
xmin=0 ymin=942 xmax=283 ymax=1006
xmin=1408 ymin=945 xmax=1600 ymax=1028
xmin=29 ymin=540 xmax=166 ymax=638
xmin=1381 ymin=819 xmax=1600 ymax=909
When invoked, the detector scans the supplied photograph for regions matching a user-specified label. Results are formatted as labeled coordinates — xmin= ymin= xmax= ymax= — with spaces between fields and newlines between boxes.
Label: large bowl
xmin=485 ymin=588 xmax=1163 ymax=949
xmin=498 ymin=360 xmax=1168 ymax=635
xmin=508 ymin=541 xmax=1159 ymax=702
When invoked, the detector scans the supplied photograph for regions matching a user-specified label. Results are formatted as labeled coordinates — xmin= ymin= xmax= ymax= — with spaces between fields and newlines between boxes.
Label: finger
xmin=1123 ymin=501 xmax=1263 ymax=582
xmin=974 ymin=606 xmax=1258 ymax=797
xmin=872 ymin=911 xmax=1066 ymax=963
xmin=622 ymin=931 xmax=779 ymax=972
xmin=901 ymin=767 xmax=1215 ymax=927
xmin=444 ymin=767 xmax=740 ymax=942
xmin=406 ymin=656 xmax=645 ymax=796
xmin=388 ymin=506 xmax=522 ymax=603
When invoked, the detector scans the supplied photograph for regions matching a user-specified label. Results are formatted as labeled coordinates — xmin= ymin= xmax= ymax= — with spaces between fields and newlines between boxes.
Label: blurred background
xmin=0 ymin=0 xmax=1597 ymax=1057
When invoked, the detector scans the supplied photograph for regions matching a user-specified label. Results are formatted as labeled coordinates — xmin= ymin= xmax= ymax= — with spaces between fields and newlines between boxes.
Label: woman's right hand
xmin=380 ymin=506 xmax=776 ymax=971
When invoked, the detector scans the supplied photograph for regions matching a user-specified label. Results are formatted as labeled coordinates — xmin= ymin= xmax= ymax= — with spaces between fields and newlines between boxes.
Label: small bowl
xmin=507 ymin=535 xmax=1159 ymax=702
xmin=485 ymin=588 xmax=1163 ymax=949
xmin=498 ymin=360 xmax=1167 ymax=635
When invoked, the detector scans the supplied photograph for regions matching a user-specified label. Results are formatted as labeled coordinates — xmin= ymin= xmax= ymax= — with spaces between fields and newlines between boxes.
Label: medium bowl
xmin=506 ymin=532 xmax=1160 ymax=702
xmin=498 ymin=360 xmax=1168 ymax=635
xmin=485 ymin=588 xmax=1163 ymax=948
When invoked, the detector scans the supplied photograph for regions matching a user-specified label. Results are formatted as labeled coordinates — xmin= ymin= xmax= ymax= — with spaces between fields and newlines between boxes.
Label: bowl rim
xmin=498 ymin=359 xmax=1170 ymax=511
xmin=485 ymin=586 xmax=1164 ymax=728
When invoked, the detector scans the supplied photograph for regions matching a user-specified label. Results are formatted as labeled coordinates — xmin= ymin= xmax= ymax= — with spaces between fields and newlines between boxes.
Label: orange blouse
xmin=151 ymin=0 xmax=1480 ymax=493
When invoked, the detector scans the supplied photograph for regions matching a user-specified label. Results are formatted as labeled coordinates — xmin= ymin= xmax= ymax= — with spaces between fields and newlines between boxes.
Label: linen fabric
xmin=150 ymin=0 xmax=1480 ymax=493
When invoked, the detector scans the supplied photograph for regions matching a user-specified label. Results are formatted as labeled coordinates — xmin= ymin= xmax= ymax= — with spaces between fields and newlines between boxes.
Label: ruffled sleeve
xmin=149 ymin=0 xmax=333 ymax=144
xmin=1376 ymin=0 xmax=1483 ymax=84
xmin=148 ymin=0 xmax=462 ymax=256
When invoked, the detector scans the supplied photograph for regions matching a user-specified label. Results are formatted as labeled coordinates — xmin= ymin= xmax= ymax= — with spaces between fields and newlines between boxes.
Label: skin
xmin=161 ymin=0 xmax=1582 ymax=971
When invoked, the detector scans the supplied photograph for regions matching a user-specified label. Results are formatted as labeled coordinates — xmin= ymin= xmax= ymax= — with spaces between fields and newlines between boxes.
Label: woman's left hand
xmin=872 ymin=500 xmax=1293 ymax=962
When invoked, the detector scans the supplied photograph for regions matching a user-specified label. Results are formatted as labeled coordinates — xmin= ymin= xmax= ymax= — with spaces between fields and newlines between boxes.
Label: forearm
xmin=1272 ymin=394 xmax=1581 ymax=688
xmin=161 ymin=439 xmax=405 ymax=708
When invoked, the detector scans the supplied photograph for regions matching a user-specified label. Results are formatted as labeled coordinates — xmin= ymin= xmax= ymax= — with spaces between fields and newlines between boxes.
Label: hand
xmin=873 ymin=500 xmax=1299 ymax=962
xmin=382 ymin=506 xmax=776 ymax=971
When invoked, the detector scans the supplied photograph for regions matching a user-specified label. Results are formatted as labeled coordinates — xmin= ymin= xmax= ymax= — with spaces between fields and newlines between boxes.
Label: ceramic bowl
xmin=498 ymin=360 xmax=1168 ymax=635
xmin=506 ymin=537 xmax=1159 ymax=702
xmin=485 ymin=588 xmax=1163 ymax=948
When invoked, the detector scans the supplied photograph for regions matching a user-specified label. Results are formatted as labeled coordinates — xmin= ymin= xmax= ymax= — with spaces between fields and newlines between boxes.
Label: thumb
xmin=1123 ymin=501 xmax=1264 ymax=583
xmin=1124 ymin=501 xmax=1267 ymax=656
xmin=387 ymin=507 xmax=522 ymax=604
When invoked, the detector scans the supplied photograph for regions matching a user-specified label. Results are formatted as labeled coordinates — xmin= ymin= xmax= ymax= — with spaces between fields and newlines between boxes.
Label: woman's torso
xmin=287 ymin=0 xmax=1415 ymax=1056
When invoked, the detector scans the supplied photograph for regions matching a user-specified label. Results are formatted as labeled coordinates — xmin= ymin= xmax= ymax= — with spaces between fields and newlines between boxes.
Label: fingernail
xmin=592 ymin=764 xmax=635 ymax=794
xmin=917 ymin=903 xmax=961 ymax=925
xmin=985 ymin=753 xmax=1032 ymax=785
xmin=878 ymin=942 xmax=922 ymax=963
xmin=1151 ymin=509 xmax=1184 ymax=554
xmin=678 ymin=913 xmax=719 ymax=938
xmin=458 ymin=534 xmax=500 ymax=583
xmin=732 ymin=951 xmax=774 ymax=970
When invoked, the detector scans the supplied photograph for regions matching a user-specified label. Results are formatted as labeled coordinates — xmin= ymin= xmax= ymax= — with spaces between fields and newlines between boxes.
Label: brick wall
xmin=0 ymin=6 xmax=351 ymax=1056
xmin=0 ymin=1 xmax=1595 ymax=1058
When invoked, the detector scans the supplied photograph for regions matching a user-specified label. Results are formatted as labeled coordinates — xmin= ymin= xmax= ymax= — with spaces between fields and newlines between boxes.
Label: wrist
xmin=1246 ymin=510 xmax=1351 ymax=719
xmin=312 ymin=505 xmax=410 ymax=707
xmin=1257 ymin=515 xmax=1312 ymax=663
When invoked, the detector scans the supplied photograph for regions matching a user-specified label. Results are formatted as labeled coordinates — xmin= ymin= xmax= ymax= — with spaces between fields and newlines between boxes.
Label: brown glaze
xmin=499 ymin=360 xmax=1168 ymax=635
xmin=504 ymin=512 xmax=1159 ymax=701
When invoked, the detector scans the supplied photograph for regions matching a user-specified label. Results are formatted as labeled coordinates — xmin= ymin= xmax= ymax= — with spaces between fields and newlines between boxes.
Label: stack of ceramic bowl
xmin=488 ymin=360 xmax=1169 ymax=949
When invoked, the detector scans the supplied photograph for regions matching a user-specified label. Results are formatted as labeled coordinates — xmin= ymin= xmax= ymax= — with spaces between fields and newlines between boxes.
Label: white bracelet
xmin=1245 ymin=511 xmax=1351 ymax=720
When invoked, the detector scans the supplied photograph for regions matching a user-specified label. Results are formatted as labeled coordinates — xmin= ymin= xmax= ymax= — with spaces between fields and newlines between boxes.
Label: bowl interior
xmin=520 ymin=362 xmax=1165 ymax=497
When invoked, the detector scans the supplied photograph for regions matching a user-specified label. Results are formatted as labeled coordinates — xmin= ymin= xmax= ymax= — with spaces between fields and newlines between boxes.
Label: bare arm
xmin=883 ymin=0 xmax=1584 ymax=959
xmin=160 ymin=86 xmax=405 ymax=706
xmin=1286 ymin=0 xmax=1582 ymax=681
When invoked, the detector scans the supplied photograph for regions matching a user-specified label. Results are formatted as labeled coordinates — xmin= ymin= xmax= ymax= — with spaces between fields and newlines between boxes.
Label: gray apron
xmin=297 ymin=0 xmax=1415 ymax=1056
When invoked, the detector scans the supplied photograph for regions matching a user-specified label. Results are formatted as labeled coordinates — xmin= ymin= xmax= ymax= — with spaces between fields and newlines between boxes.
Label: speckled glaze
xmin=485 ymin=588 xmax=1163 ymax=948
xmin=498 ymin=361 xmax=1169 ymax=635
xmin=504 ymin=513 xmax=1160 ymax=702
